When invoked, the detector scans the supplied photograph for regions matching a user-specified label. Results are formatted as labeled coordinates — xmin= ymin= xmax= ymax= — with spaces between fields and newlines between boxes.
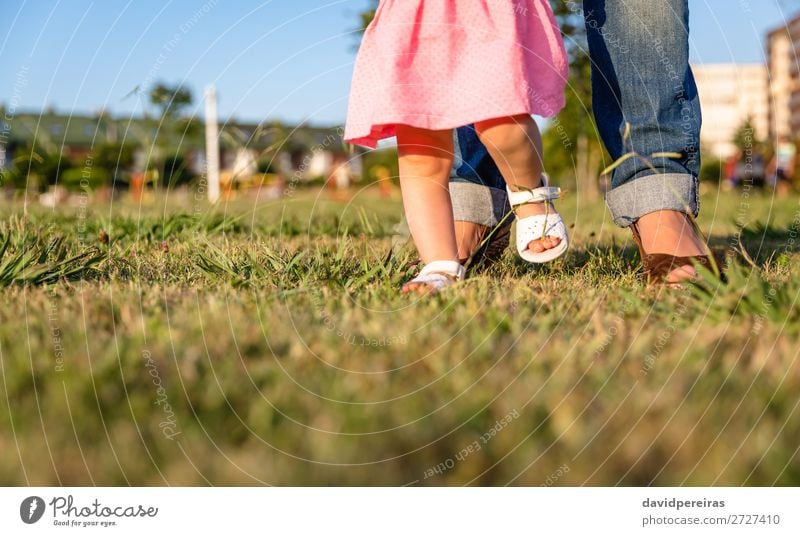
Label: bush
xmin=700 ymin=157 xmax=723 ymax=183
xmin=257 ymin=157 xmax=279 ymax=174
xmin=304 ymin=174 xmax=327 ymax=187
xmin=361 ymin=148 xmax=398 ymax=183
xmin=0 ymin=167 xmax=26 ymax=190
xmin=92 ymin=143 xmax=136 ymax=173
xmin=162 ymin=153 xmax=194 ymax=188
xmin=11 ymin=146 xmax=69 ymax=189
xmin=60 ymin=167 xmax=111 ymax=191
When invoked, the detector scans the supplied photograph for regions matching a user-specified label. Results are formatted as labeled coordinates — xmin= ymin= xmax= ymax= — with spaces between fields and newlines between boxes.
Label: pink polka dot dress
xmin=344 ymin=0 xmax=569 ymax=149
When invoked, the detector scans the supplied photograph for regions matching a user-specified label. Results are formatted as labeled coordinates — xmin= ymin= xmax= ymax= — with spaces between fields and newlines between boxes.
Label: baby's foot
xmin=509 ymin=179 xmax=562 ymax=255
xmin=514 ymin=201 xmax=562 ymax=254
xmin=401 ymin=281 xmax=439 ymax=295
xmin=402 ymin=261 xmax=465 ymax=295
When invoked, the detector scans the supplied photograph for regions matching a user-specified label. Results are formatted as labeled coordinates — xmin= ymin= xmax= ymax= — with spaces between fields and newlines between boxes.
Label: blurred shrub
xmin=361 ymin=148 xmax=398 ymax=183
xmin=302 ymin=175 xmax=328 ymax=188
xmin=92 ymin=143 xmax=137 ymax=174
xmin=163 ymin=153 xmax=194 ymax=188
xmin=0 ymin=167 xmax=27 ymax=190
xmin=700 ymin=157 xmax=723 ymax=183
xmin=11 ymin=145 xmax=70 ymax=190
xmin=257 ymin=157 xmax=279 ymax=174
xmin=60 ymin=167 xmax=111 ymax=191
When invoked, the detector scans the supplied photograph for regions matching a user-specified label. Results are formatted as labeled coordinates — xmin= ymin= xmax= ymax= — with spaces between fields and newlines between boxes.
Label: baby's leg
xmin=395 ymin=124 xmax=459 ymax=269
xmin=474 ymin=115 xmax=561 ymax=254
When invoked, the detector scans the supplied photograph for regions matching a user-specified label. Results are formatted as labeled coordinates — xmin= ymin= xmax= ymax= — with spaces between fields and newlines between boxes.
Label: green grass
xmin=0 ymin=184 xmax=799 ymax=485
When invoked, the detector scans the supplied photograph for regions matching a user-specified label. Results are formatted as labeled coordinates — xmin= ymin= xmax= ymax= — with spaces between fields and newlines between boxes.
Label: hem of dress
xmin=344 ymin=97 xmax=566 ymax=149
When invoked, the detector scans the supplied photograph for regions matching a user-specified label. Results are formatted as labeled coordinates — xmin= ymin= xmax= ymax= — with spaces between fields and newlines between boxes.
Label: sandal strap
xmin=642 ymin=253 xmax=726 ymax=284
xmin=409 ymin=260 xmax=465 ymax=290
xmin=631 ymin=222 xmax=726 ymax=284
xmin=418 ymin=260 xmax=465 ymax=279
xmin=507 ymin=185 xmax=561 ymax=207
xmin=508 ymin=173 xmax=559 ymax=207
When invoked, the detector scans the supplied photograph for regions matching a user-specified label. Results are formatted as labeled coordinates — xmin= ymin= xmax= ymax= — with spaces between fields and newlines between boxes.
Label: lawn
xmin=0 ymin=183 xmax=799 ymax=485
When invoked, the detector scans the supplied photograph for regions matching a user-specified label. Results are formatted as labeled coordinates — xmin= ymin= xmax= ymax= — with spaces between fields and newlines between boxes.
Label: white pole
xmin=204 ymin=85 xmax=221 ymax=203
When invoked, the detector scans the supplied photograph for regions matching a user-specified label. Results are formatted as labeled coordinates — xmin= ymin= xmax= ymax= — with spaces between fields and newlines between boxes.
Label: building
xmin=766 ymin=26 xmax=794 ymax=140
xmin=766 ymin=14 xmax=800 ymax=140
xmin=692 ymin=64 xmax=769 ymax=158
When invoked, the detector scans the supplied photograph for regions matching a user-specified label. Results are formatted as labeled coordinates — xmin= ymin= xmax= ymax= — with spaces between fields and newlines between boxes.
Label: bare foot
xmin=635 ymin=210 xmax=709 ymax=284
xmin=452 ymin=219 xmax=512 ymax=270
xmin=453 ymin=220 xmax=489 ymax=264
xmin=401 ymin=281 xmax=438 ymax=295
xmin=401 ymin=262 xmax=464 ymax=295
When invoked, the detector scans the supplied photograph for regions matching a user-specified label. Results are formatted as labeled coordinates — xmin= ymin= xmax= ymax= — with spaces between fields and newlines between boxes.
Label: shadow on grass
xmin=711 ymin=223 xmax=800 ymax=267
xmin=497 ymin=243 xmax=642 ymax=281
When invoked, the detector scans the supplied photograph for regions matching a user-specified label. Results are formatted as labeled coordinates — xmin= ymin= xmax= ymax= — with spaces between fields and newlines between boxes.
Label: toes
xmin=526 ymin=236 xmax=561 ymax=254
xmin=402 ymin=282 xmax=435 ymax=295
xmin=545 ymin=237 xmax=561 ymax=248
xmin=527 ymin=241 xmax=545 ymax=253
xmin=401 ymin=283 xmax=419 ymax=294
xmin=665 ymin=264 xmax=697 ymax=285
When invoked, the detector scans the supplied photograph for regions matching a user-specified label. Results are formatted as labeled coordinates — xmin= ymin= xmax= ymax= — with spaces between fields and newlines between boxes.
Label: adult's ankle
xmin=634 ymin=210 xmax=705 ymax=256
xmin=454 ymin=220 xmax=489 ymax=260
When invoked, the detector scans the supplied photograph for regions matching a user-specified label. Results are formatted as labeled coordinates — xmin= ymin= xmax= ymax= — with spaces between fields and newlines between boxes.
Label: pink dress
xmin=344 ymin=0 xmax=568 ymax=149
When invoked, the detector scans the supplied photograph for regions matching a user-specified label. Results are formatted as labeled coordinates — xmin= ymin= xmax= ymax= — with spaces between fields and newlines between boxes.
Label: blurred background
xmin=3 ymin=0 xmax=800 ymax=205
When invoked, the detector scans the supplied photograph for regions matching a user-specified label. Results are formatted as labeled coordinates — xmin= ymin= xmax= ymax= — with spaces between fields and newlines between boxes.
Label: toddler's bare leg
xmin=396 ymin=125 xmax=459 ymax=291
xmin=474 ymin=115 xmax=561 ymax=254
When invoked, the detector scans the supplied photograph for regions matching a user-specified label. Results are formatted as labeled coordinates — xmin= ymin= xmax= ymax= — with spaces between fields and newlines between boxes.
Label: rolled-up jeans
xmin=450 ymin=0 xmax=701 ymax=229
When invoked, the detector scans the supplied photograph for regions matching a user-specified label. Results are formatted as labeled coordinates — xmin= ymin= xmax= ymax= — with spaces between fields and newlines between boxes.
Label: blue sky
xmin=1 ymin=0 xmax=798 ymax=125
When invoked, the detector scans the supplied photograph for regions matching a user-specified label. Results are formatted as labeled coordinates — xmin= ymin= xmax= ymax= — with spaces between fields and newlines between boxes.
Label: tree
xmin=542 ymin=2 xmax=604 ymax=198
xmin=8 ymin=118 xmax=69 ymax=191
xmin=148 ymin=82 xmax=193 ymax=120
xmin=355 ymin=1 xmax=378 ymax=38
xmin=139 ymin=82 xmax=196 ymax=190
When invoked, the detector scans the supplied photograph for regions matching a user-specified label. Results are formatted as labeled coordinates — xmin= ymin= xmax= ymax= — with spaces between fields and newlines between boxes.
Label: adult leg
xmin=585 ymin=0 xmax=709 ymax=282
xmin=449 ymin=126 xmax=512 ymax=264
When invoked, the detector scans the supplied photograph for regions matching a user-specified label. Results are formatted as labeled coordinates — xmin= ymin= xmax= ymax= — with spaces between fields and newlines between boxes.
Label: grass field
xmin=0 ymin=183 xmax=799 ymax=486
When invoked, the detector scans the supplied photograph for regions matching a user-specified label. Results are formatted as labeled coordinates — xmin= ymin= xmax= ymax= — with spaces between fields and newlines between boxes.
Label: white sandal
xmin=403 ymin=260 xmax=466 ymax=292
xmin=507 ymin=175 xmax=569 ymax=263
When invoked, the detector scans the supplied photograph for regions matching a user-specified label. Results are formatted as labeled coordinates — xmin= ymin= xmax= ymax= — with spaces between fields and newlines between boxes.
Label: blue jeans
xmin=450 ymin=0 xmax=701 ymax=228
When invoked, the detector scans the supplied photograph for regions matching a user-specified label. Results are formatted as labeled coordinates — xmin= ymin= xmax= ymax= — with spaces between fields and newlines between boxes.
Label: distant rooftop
xmin=0 ymin=109 xmax=343 ymax=153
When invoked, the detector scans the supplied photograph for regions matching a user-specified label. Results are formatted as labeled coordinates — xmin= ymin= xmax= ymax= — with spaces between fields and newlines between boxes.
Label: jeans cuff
xmin=450 ymin=181 xmax=510 ymax=227
xmin=605 ymin=173 xmax=699 ymax=228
